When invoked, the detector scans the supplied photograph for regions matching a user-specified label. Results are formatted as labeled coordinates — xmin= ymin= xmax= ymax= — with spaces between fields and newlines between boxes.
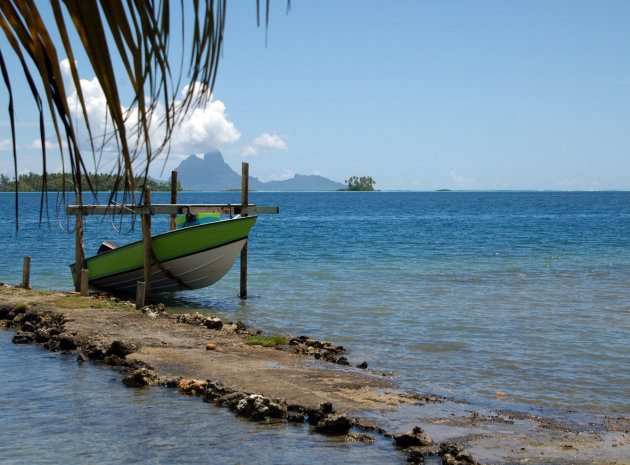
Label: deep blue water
xmin=1 ymin=191 xmax=629 ymax=462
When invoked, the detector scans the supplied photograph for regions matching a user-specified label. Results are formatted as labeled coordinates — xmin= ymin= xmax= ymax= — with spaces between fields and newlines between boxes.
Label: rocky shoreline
xmin=1 ymin=286 xmax=628 ymax=464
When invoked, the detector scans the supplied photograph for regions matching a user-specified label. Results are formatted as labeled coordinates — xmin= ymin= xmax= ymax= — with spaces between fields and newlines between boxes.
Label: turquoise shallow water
xmin=1 ymin=191 xmax=629 ymax=461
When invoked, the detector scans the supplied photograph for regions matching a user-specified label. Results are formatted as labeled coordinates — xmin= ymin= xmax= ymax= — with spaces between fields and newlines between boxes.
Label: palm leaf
xmin=0 ymin=0 xmax=277 ymax=222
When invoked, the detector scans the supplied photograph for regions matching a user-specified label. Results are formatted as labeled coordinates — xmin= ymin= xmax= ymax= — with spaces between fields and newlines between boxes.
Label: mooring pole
xmin=141 ymin=186 xmax=152 ymax=301
xmin=80 ymin=269 xmax=89 ymax=296
xmin=136 ymin=281 xmax=146 ymax=309
xmin=169 ymin=171 xmax=178 ymax=231
xmin=74 ymin=192 xmax=86 ymax=292
xmin=240 ymin=162 xmax=249 ymax=299
xmin=21 ymin=256 xmax=31 ymax=289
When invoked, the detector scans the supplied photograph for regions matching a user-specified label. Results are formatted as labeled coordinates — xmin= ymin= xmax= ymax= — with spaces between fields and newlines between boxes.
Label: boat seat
xmin=97 ymin=240 xmax=120 ymax=254
xmin=175 ymin=212 xmax=221 ymax=229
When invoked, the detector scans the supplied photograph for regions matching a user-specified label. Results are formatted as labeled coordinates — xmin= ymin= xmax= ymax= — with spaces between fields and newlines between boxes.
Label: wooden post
xmin=240 ymin=162 xmax=249 ymax=299
xmin=136 ymin=281 xmax=146 ymax=309
xmin=21 ymin=256 xmax=31 ymax=289
xmin=169 ymin=171 xmax=178 ymax=231
xmin=74 ymin=193 xmax=86 ymax=292
xmin=80 ymin=269 xmax=89 ymax=296
xmin=141 ymin=186 xmax=152 ymax=301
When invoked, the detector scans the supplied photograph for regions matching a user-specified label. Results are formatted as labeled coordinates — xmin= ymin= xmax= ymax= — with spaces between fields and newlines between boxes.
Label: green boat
xmin=70 ymin=214 xmax=257 ymax=294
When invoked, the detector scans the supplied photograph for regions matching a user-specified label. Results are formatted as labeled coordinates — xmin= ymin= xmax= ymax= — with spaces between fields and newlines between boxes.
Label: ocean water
xmin=1 ymin=191 xmax=629 ymax=461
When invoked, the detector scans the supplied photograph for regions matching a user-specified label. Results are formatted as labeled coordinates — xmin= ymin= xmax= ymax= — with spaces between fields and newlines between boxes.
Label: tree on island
xmin=343 ymin=176 xmax=376 ymax=191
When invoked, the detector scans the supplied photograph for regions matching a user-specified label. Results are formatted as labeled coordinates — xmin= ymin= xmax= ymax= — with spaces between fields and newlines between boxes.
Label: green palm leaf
xmin=0 ymin=0 xmax=281 ymax=218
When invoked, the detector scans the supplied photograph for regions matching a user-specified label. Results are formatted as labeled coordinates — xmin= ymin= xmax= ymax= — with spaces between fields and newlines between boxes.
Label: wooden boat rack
xmin=66 ymin=163 xmax=278 ymax=305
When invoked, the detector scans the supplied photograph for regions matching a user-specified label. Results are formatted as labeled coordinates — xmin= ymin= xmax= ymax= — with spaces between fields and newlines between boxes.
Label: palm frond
xmin=0 ymin=0 xmax=277 ymax=224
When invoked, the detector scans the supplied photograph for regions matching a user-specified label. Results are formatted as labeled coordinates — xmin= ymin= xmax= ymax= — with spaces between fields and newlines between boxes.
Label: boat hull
xmin=70 ymin=215 xmax=257 ymax=294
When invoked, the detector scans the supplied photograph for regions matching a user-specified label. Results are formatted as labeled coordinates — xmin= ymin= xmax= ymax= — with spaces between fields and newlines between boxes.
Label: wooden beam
xmin=240 ymin=162 xmax=249 ymax=299
xmin=169 ymin=171 xmax=178 ymax=231
xmin=74 ymin=193 xmax=86 ymax=292
xmin=141 ymin=186 xmax=152 ymax=301
xmin=66 ymin=204 xmax=278 ymax=216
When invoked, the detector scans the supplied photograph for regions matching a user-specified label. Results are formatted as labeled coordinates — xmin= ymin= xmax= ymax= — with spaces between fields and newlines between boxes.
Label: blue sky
xmin=1 ymin=1 xmax=629 ymax=190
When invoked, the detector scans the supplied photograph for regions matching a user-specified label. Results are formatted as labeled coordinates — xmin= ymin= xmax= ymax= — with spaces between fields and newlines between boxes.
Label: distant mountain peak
xmin=173 ymin=151 xmax=344 ymax=191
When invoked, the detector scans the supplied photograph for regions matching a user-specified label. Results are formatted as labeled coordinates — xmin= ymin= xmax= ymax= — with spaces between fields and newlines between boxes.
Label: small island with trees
xmin=339 ymin=176 xmax=376 ymax=191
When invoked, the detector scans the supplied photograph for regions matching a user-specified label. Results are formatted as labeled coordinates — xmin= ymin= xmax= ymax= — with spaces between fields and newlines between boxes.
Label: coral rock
xmin=394 ymin=426 xmax=434 ymax=448
xmin=179 ymin=378 xmax=208 ymax=395
xmin=439 ymin=442 xmax=478 ymax=465
xmin=203 ymin=317 xmax=223 ymax=330
xmin=122 ymin=369 xmax=156 ymax=387
xmin=108 ymin=340 xmax=134 ymax=358
xmin=58 ymin=332 xmax=77 ymax=351
xmin=235 ymin=394 xmax=287 ymax=421
xmin=12 ymin=331 xmax=35 ymax=344
xmin=313 ymin=414 xmax=353 ymax=435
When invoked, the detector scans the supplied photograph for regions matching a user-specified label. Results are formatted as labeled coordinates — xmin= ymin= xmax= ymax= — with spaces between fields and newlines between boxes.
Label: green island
xmin=338 ymin=176 xmax=376 ymax=191
xmin=0 ymin=172 xmax=180 ymax=193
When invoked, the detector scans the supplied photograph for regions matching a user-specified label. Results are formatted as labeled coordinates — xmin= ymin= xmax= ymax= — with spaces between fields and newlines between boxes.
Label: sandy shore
xmin=1 ymin=286 xmax=628 ymax=464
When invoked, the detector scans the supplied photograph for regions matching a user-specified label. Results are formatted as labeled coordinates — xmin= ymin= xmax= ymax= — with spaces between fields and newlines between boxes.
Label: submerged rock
xmin=307 ymin=402 xmax=334 ymax=425
xmin=439 ymin=442 xmax=478 ymax=465
xmin=307 ymin=402 xmax=353 ymax=434
xmin=345 ymin=431 xmax=376 ymax=443
xmin=158 ymin=376 xmax=181 ymax=388
xmin=287 ymin=412 xmax=306 ymax=423
xmin=405 ymin=445 xmax=440 ymax=464
xmin=313 ymin=414 xmax=353 ymax=435
xmin=394 ymin=426 xmax=434 ymax=448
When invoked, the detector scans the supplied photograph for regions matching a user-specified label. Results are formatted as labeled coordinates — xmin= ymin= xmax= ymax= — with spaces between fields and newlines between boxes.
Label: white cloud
xmin=313 ymin=170 xmax=321 ymax=176
xmin=0 ymin=138 xmax=62 ymax=151
xmin=242 ymin=132 xmax=288 ymax=156
xmin=30 ymin=139 xmax=63 ymax=150
xmin=170 ymin=99 xmax=240 ymax=154
xmin=62 ymin=61 xmax=241 ymax=170
xmin=449 ymin=171 xmax=476 ymax=189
